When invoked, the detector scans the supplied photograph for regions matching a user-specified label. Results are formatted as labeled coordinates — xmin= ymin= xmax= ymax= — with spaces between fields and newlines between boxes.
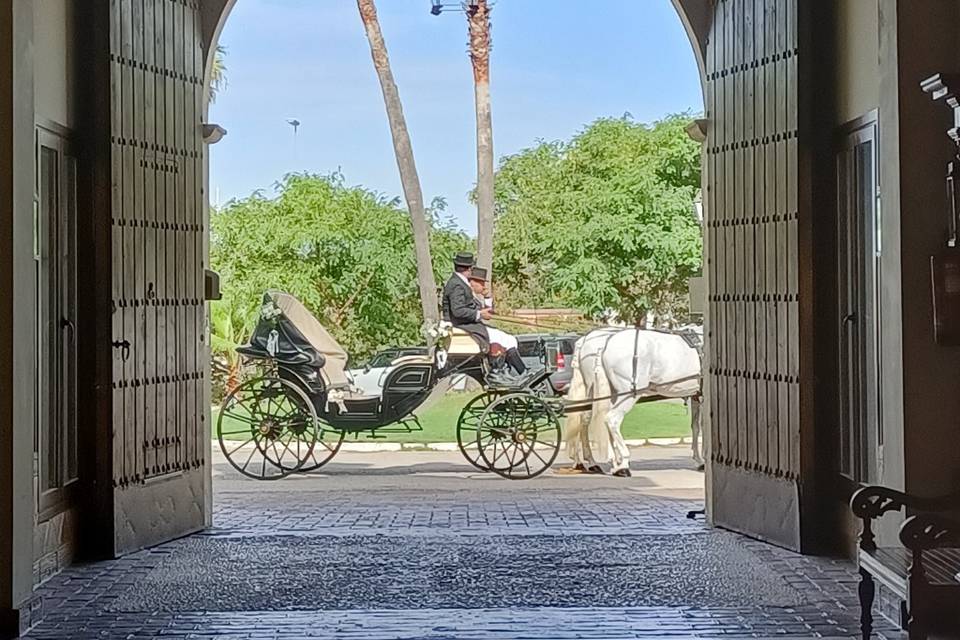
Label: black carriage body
xmin=279 ymin=359 xmax=437 ymax=432
xmin=239 ymin=292 xmax=443 ymax=433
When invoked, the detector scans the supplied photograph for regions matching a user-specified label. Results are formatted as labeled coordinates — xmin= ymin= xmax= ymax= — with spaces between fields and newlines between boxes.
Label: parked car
xmin=348 ymin=346 xmax=429 ymax=396
xmin=516 ymin=333 xmax=578 ymax=395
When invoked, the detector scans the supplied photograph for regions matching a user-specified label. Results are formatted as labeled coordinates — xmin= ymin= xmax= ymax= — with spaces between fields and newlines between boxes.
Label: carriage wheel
xmin=456 ymin=392 xmax=498 ymax=471
xmin=217 ymin=376 xmax=319 ymax=480
xmin=295 ymin=422 xmax=346 ymax=473
xmin=476 ymin=392 xmax=561 ymax=480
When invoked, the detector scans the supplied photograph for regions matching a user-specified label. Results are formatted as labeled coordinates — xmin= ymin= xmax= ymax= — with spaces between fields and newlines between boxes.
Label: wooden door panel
xmin=109 ymin=0 xmax=207 ymax=555
xmin=707 ymin=0 xmax=805 ymax=550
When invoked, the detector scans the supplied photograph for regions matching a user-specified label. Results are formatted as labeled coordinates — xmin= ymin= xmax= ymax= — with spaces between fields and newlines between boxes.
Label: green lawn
xmin=214 ymin=392 xmax=692 ymax=444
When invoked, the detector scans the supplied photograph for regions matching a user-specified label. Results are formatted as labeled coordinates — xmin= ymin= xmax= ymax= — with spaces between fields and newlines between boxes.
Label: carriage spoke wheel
xmin=217 ymin=376 xmax=319 ymax=480
xmin=456 ymin=392 xmax=499 ymax=472
xmin=296 ymin=421 xmax=346 ymax=473
xmin=477 ymin=392 xmax=561 ymax=480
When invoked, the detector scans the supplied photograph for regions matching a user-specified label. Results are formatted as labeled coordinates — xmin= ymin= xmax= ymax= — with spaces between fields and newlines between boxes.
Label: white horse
xmin=564 ymin=328 xmax=702 ymax=477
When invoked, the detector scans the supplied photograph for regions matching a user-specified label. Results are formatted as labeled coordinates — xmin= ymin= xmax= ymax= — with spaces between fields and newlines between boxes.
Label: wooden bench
xmin=850 ymin=486 xmax=960 ymax=639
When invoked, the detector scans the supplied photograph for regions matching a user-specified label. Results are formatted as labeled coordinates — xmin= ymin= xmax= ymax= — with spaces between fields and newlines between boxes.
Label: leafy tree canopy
xmin=490 ymin=113 xmax=702 ymax=324
xmin=211 ymin=172 xmax=470 ymax=360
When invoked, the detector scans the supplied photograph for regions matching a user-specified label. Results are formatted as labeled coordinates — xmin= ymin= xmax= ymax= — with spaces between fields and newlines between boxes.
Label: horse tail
xmin=563 ymin=338 xmax=589 ymax=461
xmin=587 ymin=353 xmax=612 ymax=463
xmin=565 ymin=348 xmax=588 ymax=408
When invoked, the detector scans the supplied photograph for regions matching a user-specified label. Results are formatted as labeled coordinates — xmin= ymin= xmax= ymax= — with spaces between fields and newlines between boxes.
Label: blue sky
xmin=209 ymin=0 xmax=703 ymax=234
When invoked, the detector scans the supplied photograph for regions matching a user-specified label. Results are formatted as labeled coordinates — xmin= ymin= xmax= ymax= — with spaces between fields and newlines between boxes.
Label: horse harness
xmin=579 ymin=326 xmax=703 ymax=405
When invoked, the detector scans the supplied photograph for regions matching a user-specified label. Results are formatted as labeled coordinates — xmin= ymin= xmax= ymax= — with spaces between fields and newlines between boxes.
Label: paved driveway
xmin=25 ymin=446 xmax=901 ymax=639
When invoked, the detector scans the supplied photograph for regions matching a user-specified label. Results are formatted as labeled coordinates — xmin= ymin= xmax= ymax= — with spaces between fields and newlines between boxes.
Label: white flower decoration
xmin=261 ymin=300 xmax=283 ymax=323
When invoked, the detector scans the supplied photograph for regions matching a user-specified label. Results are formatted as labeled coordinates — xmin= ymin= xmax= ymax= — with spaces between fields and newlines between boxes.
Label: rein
xmin=487 ymin=313 xmax=592 ymax=333
xmin=562 ymin=372 xmax=702 ymax=412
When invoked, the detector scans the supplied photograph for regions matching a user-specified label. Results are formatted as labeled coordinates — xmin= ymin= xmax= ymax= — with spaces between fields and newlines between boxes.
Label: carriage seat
xmin=447 ymin=328 xmax=483 ymax=355
xmin=389 ymin=354 xmax=435 ymax=367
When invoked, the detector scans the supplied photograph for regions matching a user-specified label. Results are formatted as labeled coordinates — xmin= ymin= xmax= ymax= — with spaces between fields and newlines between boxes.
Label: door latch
xmin=112 ymin=339 xmax=131 ymax=361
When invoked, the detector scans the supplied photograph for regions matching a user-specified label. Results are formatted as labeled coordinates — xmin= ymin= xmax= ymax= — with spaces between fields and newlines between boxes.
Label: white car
xmin=348 ymin=347 xmax=430 ymax=396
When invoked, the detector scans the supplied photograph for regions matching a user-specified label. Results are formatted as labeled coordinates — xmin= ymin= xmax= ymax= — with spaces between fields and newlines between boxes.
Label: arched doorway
xmin=98 ymin=0 xmax=813 ymax=555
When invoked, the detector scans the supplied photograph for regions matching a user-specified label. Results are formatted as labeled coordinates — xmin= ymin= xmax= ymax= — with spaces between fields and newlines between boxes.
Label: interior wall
xmin=0 ymin=0 xmax=39 ymax=634
xmin=77 ymin=0 xmax=116 ymax=563
xmin=827 ymin=0 xmax=882 ymax=558
xmin=834 ymin=0 xmax=879 ymax=126
xmin=873 ymin=0 xmax=907 ymax=549
xmin=31 ymin=0 xmax=81 ymax=589
xmin=893 ymin=1 xmax=960 ymax=502
xmin=33 ymin=0 xmax=75 ymax=129
xmin=870 ymin=0 xmax=960 ymax=549
xmin=0 ymin=5 xmax=14 ymax=621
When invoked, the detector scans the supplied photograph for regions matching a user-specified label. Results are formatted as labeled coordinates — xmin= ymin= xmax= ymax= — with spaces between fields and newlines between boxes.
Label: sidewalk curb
xmin=338 ymin=437 xmax=693 ymax=452
xmin=214 ymin=437 xmax=693 ymax=453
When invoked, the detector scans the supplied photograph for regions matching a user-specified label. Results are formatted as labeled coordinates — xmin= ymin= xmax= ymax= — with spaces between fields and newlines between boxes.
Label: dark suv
xmin=516 ymin=333 xmax=578 ymax=395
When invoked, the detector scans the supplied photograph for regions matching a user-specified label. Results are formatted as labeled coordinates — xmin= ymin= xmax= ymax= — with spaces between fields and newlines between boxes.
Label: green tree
xmin=210 ymin=173 xmax=470 ymax=364
xmin=209 ymin=300 xmax=254 ymax=401
xmin=490 ymin=114 xmax=702 ymax=325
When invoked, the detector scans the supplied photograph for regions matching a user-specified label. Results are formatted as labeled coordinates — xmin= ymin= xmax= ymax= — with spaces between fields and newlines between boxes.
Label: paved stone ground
xmin=24 ymin=446 xmax=904 ymax=639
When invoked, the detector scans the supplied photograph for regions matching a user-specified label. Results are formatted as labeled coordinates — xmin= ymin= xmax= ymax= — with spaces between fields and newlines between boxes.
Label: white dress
xmin=476 ymin=294 xmax=518 ymax=350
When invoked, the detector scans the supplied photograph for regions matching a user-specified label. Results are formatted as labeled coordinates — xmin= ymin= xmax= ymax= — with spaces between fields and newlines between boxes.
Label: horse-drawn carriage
xmin=217 ymin=292 xmax=565 ymax=481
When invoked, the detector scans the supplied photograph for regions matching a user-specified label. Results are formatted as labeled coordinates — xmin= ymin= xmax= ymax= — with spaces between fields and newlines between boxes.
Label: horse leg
xmin=690 ymin=395 xmax=704 ymax=468
xmin=607 ymin=396 xmax=635 ymax=477
xmin=569 ymin=351 xmax=607 ymax=474
xmin=564 ymin=417 xmax=585 ymax=470
xmin=578 ymin=413 xmax=603 ymax=474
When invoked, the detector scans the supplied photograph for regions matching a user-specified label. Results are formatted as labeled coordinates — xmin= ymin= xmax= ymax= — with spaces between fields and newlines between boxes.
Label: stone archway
xmin=193 ymin=0 xmax=715 ymax=517
xmin=195 ymin=0 xmax=816 ymax=552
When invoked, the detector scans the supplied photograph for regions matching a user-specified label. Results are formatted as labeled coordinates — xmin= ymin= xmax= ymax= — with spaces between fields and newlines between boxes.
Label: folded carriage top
xmin=239 ymin=291 xmax=351 ymax=388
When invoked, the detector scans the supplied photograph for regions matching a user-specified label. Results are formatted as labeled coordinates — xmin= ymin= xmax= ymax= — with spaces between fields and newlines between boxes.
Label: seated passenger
xmin=468 ymin=266 xmax=493 ymax=313
xmin=441 ymin=252 xmax=526 ymax=377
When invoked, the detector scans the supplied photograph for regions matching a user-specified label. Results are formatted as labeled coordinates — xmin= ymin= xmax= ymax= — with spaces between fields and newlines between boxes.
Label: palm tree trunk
xmin=357 ymin=0 xmax=439 ymax=324
xmin=468 ymin=0 xmax=494 ymax=276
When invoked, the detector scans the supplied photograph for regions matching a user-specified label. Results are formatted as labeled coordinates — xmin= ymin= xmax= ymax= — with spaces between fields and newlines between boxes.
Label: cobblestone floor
xmin=24 ymin=447 xmax=903 ymax=639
